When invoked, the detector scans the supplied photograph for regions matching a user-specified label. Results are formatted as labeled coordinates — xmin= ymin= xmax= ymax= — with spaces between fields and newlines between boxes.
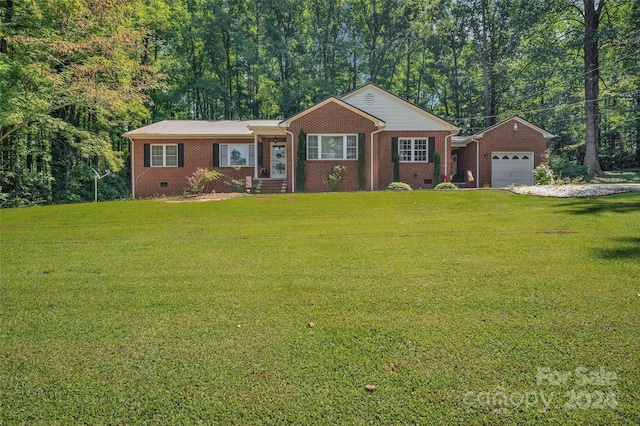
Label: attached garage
xmin=491 ymin=152 xmax=534 ymax=187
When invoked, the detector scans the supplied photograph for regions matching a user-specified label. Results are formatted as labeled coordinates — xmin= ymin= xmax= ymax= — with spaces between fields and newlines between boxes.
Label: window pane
xmin=399 ymin=139 xmax=412 ymax=162
xmin=308 ymin=136 xmax=318 ymax=159
xmin=151 ymin=145 xmax=164 ymax=166
xmin=346 ymin=135 xmax=357 ymax=159
xmin=229 ymin=145 xmax=248 ymax=165
xmin=414 ymin=139 xmax=427 ymax=162
xmin=165 ymin=145 xmax=178 ymax=166
xmin=321 ymin=135 xmax=344 ymax=159
xmin=220 ymin=145 xmax=228 ymax=166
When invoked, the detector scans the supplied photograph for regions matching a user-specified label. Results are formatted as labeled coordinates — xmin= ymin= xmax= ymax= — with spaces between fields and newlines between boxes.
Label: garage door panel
xmin=491 ymin=152 xmax=534 ymax=187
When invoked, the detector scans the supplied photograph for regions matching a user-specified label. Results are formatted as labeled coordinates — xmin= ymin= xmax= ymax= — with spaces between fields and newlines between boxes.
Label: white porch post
xmin=254 ymin=133 xmax=258 ymax=179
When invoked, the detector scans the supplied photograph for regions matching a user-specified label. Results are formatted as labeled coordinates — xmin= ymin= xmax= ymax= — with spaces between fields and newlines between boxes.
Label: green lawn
xmin=1 ymin=191 xmax=639 ymax=424
xmin=591 ymin=167 xmax=640 ymax=184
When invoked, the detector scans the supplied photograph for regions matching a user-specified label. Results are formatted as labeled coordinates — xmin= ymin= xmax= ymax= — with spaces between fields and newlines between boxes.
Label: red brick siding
xmin=286 ymin=101 xmax=378 ymax=192
xmin=132 ymin=137 xmax=259 ymax=198
xmin=377 ymin=131 xmax=451 ymax=189
xmin=476 ymin=120 xmax=547 ymax=187
xmin=453 ymin=143 xmax=479 ymax=188
xmin=453 ymin=120 xmax=547 ymax=187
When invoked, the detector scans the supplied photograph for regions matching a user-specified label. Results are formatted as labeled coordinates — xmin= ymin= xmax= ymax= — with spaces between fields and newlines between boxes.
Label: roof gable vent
xmin=364 ymin=92 xmax=375 ymax=105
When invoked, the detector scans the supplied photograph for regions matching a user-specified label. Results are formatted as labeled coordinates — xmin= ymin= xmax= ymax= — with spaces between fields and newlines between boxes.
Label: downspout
xmin=285 ymin=129 xmax=295 ymax=193
xmin=476 ymin=138 xmax=480 ymax=188
xmin=370 ymin=127 xmax=385 ymax=191
xmin=129 ymin=138 xmax=135 ymax=199
xmin=253 ymin=133 xmax=258 ymax=179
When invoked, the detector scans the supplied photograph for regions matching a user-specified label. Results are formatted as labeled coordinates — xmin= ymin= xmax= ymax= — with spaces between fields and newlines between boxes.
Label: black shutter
xmin=178 ymin=143 xmax=184 ymax=167
xmin=391 ymin=137 xmax=398 ymax=161
xmin=213 ymin=143 xmax=219 ymax=167
xmin=144 ymin=144 xmax=150 ymax=167
xmin=428 ymin=137 xmax=435 ymax=162
xmin=258 ymin=143 xmax=263 ymax=166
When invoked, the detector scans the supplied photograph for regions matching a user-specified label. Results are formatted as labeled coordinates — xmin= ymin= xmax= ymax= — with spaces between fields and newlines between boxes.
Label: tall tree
xmin=581 ymin=0 xmax=605 ymax=174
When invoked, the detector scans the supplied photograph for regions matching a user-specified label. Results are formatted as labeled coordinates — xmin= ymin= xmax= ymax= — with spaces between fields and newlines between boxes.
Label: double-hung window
xmin=399 ymin=138 xmax=428 ymax=162
xmin=151 ymin=144 xmax=178 ymax=167
xmin=307 ymin=134 xmax=357 ymax=160
xmin=219 ymin=144 xmax=255 ymax=166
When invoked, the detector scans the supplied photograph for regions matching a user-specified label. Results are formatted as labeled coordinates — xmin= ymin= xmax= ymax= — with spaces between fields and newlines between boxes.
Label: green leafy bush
xmin=393 ymin=152 xmax=400 ymax=182
xmin=548 ymin=154 xmax=590 ymax=179
xmin=434 ymin=182 xmax=458 ymax=190
xmin=326 ymin=165 xmax=347 ymax=191
xmin=533 ymin=164 xmax=554 ymax=185
xmin=187 ymin=168 xmax=221 ymax=194
xmin=224 ymin=178 xmax=247 ymax=193
xmin=433 ymin=151 xmax=441 ymax=186
xmin=387 ymin=182 xmax=412 ymax=191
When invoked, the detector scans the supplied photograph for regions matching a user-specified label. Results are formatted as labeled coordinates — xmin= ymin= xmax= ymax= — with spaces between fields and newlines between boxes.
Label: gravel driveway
xmin=510 ymin=184 xmax=640 ymax=197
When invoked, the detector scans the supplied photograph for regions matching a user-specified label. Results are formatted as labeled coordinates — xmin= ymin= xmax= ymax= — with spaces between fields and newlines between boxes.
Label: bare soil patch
xmin=164 ymin=193 xmax=246 ymax=203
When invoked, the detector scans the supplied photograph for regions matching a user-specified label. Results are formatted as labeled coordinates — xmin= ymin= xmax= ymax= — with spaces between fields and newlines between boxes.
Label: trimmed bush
xmin=433 ymin=151 xmax=441 ymax=186
xmin=434 ymin=182 xmax=458 ymax=190
xmin=387 ymin=182 xmax=412 ymax=191
xmin=393 ymin=152 xmax=400 ymax=182
xmin=296 ymin=129 xmax=306 ymax=192
xmin=358 ymin=133 xmax=366 ymax=190
xmin=533 ymin=164 xmax=554 ymax=185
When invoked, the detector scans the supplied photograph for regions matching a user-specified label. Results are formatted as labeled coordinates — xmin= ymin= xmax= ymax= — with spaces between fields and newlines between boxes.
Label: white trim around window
xmin=151 ymin=144 xmax=178 ymax=167
xmin=399 ymin=138 xmax=428 ymax=162
xmin=307 ymin=134 xmax=358 ymax=160
xmin=220 ymin=144 xmax=255 ymax=167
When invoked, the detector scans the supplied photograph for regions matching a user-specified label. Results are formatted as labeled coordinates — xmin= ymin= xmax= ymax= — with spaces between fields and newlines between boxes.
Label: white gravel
xmin=510 ymin=184 xmax=634 ymax=198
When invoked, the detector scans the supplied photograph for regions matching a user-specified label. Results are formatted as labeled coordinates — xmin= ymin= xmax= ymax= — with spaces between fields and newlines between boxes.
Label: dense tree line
xmin=1 ymin=0 xmax=638 ymax=206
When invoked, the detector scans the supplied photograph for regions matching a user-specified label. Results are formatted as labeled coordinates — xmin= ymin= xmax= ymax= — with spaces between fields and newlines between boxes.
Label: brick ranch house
xmin=124 ymin=84 xmax=555 ymax=197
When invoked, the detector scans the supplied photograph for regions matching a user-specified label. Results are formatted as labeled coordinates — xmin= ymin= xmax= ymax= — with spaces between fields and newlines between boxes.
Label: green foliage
xmin=433 ymin=151 xmax=441 ymax=186
xmin=434 ymin=182 xmax=458 ymax=190
xmin=548 ymin=153 xmax=590 ymax=179
xmin=326 ymin=165 xmax=346 ymax=192
xmin=533 ymin=164 xmax=555 ymax=185
xmin=296 ymin=129 xmax=306 ymax=192
xmin=393 ymin=152 xmax=400 ymax=182
xmin=387 ymin=182 xmax=412 ymax=191
xmin=358 ymin=133 xmax=366 ymax=190
xmin=3 ymin=0 xmax=639 ymax=205
xmin=187 ymin=168 xmax=222 ymax=194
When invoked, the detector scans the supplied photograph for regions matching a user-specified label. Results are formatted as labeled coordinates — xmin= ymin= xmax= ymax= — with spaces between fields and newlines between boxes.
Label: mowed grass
xmin=1 ymin=190 xmax=639 ymax=425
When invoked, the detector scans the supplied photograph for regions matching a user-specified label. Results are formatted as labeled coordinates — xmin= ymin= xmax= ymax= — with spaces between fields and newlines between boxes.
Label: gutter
xmin=128 ymin=138 xmax=135 ymax=199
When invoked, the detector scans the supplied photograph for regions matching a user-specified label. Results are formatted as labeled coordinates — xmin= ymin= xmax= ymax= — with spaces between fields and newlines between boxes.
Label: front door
xmin=271 ymin=144 xmax=286 ymax=178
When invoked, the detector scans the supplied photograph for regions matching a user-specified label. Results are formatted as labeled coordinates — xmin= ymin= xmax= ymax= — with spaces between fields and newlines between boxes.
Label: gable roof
xmin=474 ymin=116 xmax=556 ymax=139
xmin=340 ymin=83 xmax=459 ymax=132
xmin=278 ymin=97 xmax=387 ymax=128
xmin=123 ymin=120 xmax=283 ymax=139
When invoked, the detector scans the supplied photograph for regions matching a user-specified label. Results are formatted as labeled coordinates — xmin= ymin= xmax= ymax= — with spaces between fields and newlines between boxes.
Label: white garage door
xmin=491 ymin=152 xmax=534 ymax=187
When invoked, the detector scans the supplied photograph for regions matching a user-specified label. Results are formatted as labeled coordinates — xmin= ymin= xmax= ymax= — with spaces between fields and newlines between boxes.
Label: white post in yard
xmin=92 ymin=168 xmax=111 ymax=202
